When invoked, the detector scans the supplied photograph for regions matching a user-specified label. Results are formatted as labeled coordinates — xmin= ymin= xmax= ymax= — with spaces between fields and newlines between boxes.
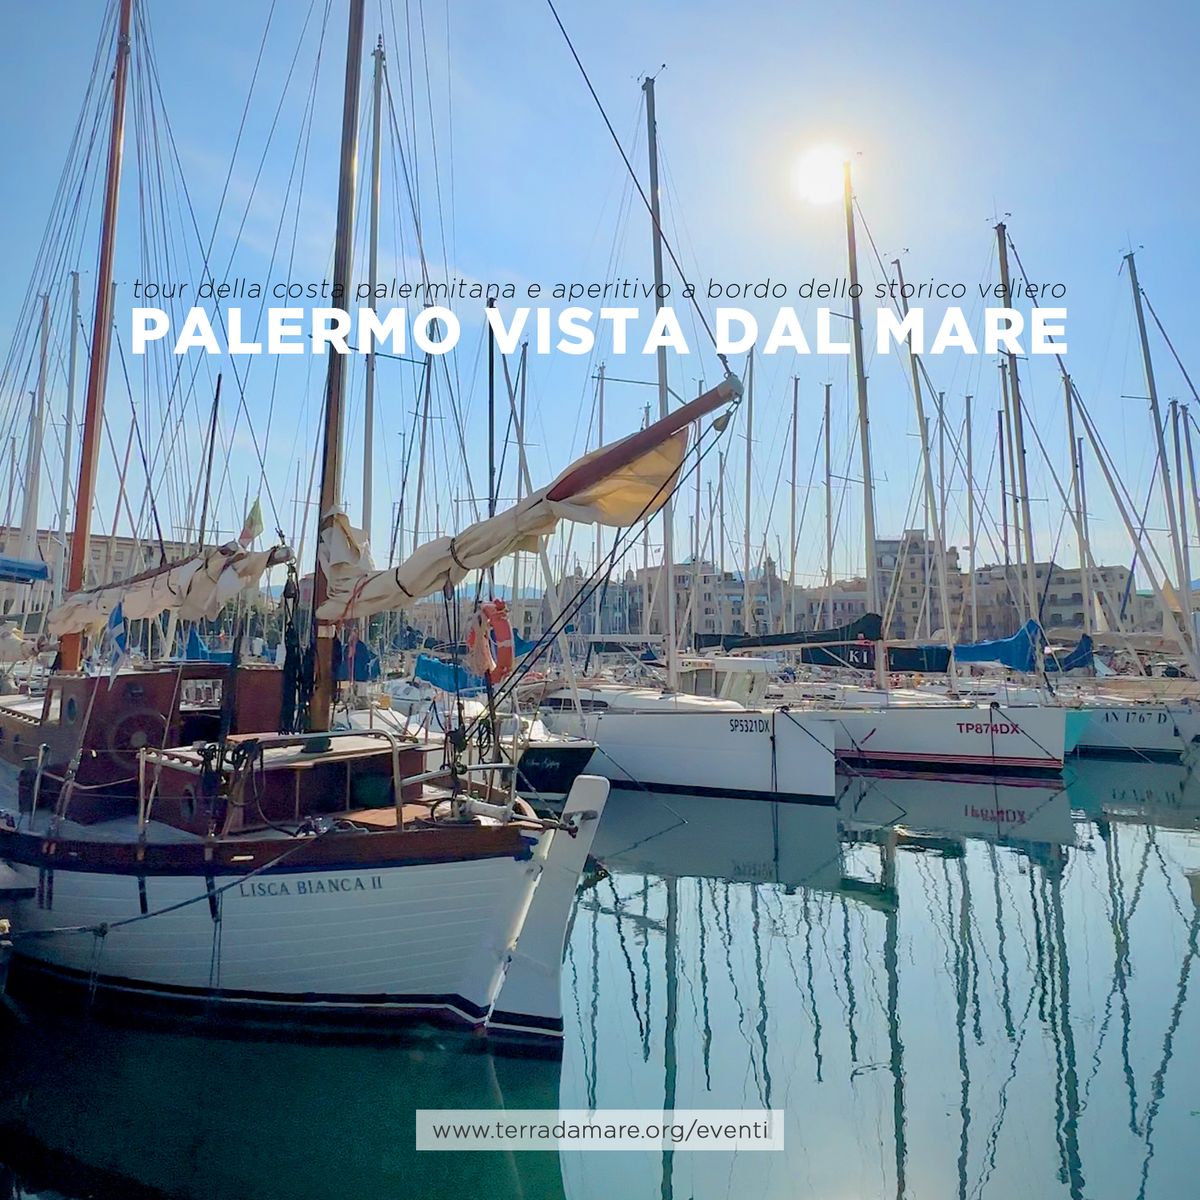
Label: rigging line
xmin=202 ymin=0 xmax=280 ymax=261
xmin=1140 ymin=289 xmax=1200 ymax=405
xmin=137 ymin=40 xmax=286 ymax=532
xmin=543 ymin=0 xmax=730 ymax=374
xmin=113 ymin=324 xmax=166 ymax=559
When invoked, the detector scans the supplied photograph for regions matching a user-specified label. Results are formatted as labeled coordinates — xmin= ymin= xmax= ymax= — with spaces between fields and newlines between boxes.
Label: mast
xmin=1171 ymin=401 xmax=1193 ymax=625
xmin=1126 ymin=250 xmax=1189 ymax=644
xmin=60 ymin=0 xmax=133 ymax=670
xmin=310 ymin=0 xmax=367 ymax=731
xmin=642 ymin=75 xmax=677 ymax=685
xmin=789 ymin=376 xmax=798 ymax=632
xmin=412 ymin=355 xmax=431 ymax=556
xmin=844 ymin=160 xmax=879 ymax=613
xmin=743 ymin=349 xmax=754 ymax=634
xmin=692 ymin=390 xmax=702 ymax=646
xmin=594 ymin=364 xmax=605 ymax=637
xmin=997 ymin=405 xmax=1009 ymax=569
xmin=893 ymin=257 xmax=953 ymax=656
xmin=362 ymin=34 xmax=384 ymax=540
xmin=53 ymin=272 xmax=81 ymax=607
xmin=996 ymin=223 xmax=1039 ymax=623
xmin=1063 ymin=375 xmax=1093 ymax=635
xmin=966 ymin=395 xmax=978 ymax=640
xmin=824 ymin=382 xmax=833 ymax=629
xmin=19 ymin=296 xmax=50 ymax=565
xmin=1183 ymin=407 xmax=1200 ymax=589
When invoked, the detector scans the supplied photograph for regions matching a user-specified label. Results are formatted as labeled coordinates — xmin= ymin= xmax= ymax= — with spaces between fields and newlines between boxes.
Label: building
xmin=875 ymin=530 xmax=967 ymax=640
xmin=0 ymin=525 xmax=195 ymax=621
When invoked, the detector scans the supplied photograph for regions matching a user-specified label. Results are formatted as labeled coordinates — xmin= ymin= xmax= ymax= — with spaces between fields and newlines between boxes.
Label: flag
xmin=239 ymin=497 xmax=264 ymax=547
xmin=107 ymin=601 xmax=128 ymax=684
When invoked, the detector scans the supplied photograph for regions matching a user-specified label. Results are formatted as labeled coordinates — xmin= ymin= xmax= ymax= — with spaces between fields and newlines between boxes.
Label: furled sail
xmin=47 ymin=543 xmax=294 ymax=636
xmin=317 ymin=375 xmax=742 ymax=622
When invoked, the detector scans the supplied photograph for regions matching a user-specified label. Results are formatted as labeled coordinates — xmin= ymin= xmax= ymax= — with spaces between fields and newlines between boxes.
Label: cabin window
xmin=64 ymin=695 xmax=79 ymax=725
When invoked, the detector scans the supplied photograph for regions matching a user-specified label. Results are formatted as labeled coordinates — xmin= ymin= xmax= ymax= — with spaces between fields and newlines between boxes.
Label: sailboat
xmin=0 ymin=0 xmax=719 ymax=1048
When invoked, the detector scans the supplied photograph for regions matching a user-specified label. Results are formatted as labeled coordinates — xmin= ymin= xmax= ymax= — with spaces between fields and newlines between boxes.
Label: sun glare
xmin=793 ymin=144 xmax=847 ymax=205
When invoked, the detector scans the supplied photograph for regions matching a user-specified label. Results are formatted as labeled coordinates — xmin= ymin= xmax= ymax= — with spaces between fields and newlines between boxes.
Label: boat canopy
xmin=953 ymin=619 xmax=1043 ymax=672
xmin=0 ymin=555 xmax=49 ymax=585
xmin=697 ymin=612 xmax=883 ymax=653
xmin=414 ymin=652 xmax=486 ymax=695
xmin=1044 ymin=633 xmax=1093 ymax=672
xmin=47 ymin=543 xmax=293 ymax=636
xmin=317 ymin=376 xmax=741 ymax=622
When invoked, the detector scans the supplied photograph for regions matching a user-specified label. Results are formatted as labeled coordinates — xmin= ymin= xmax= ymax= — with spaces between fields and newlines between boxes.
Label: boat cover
xmin=1044 ymin=633 xmax=1093 ymax=672
xmin=953 ymin=619 xmax=1043 ymax=671
xmin=0 ymin=555 xmax=49 ymax=585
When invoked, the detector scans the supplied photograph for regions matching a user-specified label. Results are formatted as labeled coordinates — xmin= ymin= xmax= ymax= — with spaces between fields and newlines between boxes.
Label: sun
xmin=792 ymin=144 xmax=848 ymax=205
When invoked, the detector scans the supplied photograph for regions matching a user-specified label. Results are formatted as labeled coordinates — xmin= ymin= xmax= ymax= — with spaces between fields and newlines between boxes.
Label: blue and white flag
xmin=107 ymin=601 xmax=128 ymax=684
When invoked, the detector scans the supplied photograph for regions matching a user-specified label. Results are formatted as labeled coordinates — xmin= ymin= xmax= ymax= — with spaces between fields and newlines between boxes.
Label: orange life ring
xmin=465 ymin=599 xmax=515 ymax=685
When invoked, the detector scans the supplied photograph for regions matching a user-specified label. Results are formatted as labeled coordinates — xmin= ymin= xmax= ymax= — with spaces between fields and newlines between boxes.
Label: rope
xmin=543 ymin=0 xmax=730 ymax=374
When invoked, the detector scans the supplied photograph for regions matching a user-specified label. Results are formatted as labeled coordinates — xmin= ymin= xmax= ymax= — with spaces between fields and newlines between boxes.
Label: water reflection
xmin=2 ymin=765 xmax=1199 ymax=1200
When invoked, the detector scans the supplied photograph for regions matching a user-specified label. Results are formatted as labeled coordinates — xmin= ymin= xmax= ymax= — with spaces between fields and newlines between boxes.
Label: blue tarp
xmin=0 ymin=555 xmax=49 ymax=585
xmin=413 ymin=653 xmax=486 ymax=694
xmin=1045 ymin=634 xmax=1094 ymax=673
xmin=334 ymin=636 xmax=381 ymax=682
xmin=181 ymin=627 xmax=233 ymax=663
xmin=953 ymin=619 xmax=1043 ymax=672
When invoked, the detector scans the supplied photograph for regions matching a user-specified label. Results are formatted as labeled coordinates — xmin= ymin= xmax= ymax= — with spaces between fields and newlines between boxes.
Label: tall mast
xmin=310 ymin=0 xmax=367 ymax=731
xmin=53 ymin=272 xmax=81 ymax=607
xmin=593 ymin=364 xmax=605 ymax=637
xmin=60 ymin=0 xmax=133 ymax=670
xmin=995 ymin=223 xmax=1038 ymax=622
xmin=1063 ymin=374 xmax=1093 ymax=635
xmin=844 ymin=160 xmax=879 ymax=613
xmin=1183 ymin=407 xmax=1200 ymax=586
xmin=362 ymin=34 xmax=384 ymax=540
xmin=1126 ymin=250 xmax=1189 ymax=643
xmin=893 ymin=257 xmax=953 ymax=653
xmin=966 ymin=395 xmax=977 ymax=640
xmin=824 ymin=382 xmax=833 ymax=629
xmin=1171 ymin=401 xmax=1193 ymax=624
xmin=692 ymin=386 xmax=702 ymax=646
xmin=642 ymin=75 xmax=677 ymax=685
xmin=743 ymin=350 xmax=754 ymax=633
xmin=789 ymin=376 xmax=798 ymax=632
xmin=20 ymin=296 xmax=50 ymax=565
xmin=411 ymin=356 xmax=431 ymax=556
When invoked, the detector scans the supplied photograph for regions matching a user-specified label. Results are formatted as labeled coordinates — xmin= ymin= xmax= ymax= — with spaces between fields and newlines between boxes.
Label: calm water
xmin=2 ymin=757 xmax=1198 ymax=1199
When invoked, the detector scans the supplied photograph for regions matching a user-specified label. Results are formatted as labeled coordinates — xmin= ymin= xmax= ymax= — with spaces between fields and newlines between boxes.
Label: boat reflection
xmin=0 ymin=1017 xmax=565 ymax=1200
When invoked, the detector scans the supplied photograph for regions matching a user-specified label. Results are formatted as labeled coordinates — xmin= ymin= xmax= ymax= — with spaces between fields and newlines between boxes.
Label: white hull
xmin=821 ymin=703 xmax=1067 ymax=774
xmin=2 ymin=777 xmax=608 ymax=1043
xmin=545 ymin=706 xmax=836 ymax=800
xmin=1073 ymin=700 xmax=1200 ymax=759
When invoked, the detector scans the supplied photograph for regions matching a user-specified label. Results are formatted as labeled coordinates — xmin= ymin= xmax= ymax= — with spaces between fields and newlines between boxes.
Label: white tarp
xmin=0 ymin=623 xmax=38 ymax=662
xmin=47 ymin=543 xmax=294 ymax=636
xmin=317 ymin=431 xmax=689 ymax=622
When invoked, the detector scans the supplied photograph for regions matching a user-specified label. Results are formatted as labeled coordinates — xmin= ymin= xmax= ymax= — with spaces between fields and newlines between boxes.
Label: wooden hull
xmin=0 ymin=777 xmax=609 ymax=1046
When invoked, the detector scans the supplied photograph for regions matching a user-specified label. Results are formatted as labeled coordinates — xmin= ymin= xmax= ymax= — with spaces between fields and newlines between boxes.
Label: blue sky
xmin=0 ymin=0 xmax=1197 ymax=595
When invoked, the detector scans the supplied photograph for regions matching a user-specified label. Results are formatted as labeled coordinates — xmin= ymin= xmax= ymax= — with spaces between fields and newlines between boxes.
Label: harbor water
xmin=1 ymin=758 xmax=1197 ymax=1199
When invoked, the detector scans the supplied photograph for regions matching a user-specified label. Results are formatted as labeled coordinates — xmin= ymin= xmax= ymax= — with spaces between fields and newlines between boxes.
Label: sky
xmin=0 ymin=0 xmax=1197 ymax=601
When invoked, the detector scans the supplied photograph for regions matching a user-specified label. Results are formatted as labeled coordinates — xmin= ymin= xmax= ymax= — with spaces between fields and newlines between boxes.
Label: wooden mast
xmin=60 ymin=0 xmax=133 ymax=671
xmin=310 ymin=0 xmax=367 ymax=731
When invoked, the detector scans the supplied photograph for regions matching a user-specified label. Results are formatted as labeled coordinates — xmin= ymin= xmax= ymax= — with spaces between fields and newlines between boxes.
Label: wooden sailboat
xmin=0 ymin=0 xmax=627 ymax=1048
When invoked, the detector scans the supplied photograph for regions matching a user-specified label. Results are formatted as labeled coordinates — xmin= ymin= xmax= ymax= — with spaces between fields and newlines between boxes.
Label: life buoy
xmin=465 ymin=600 xmax=515 ymax=685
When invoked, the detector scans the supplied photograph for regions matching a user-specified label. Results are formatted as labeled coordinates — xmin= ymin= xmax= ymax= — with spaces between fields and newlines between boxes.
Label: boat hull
xmin=1073 ymin=701 xmax=1200 ymax=760
xmin=546 ymin=707 xmax=837 ymax=801
xmin=0 ymin=778 xmax=609 ymax=1047
xmin=829 ymin=703 xmax=1067 ymax=776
